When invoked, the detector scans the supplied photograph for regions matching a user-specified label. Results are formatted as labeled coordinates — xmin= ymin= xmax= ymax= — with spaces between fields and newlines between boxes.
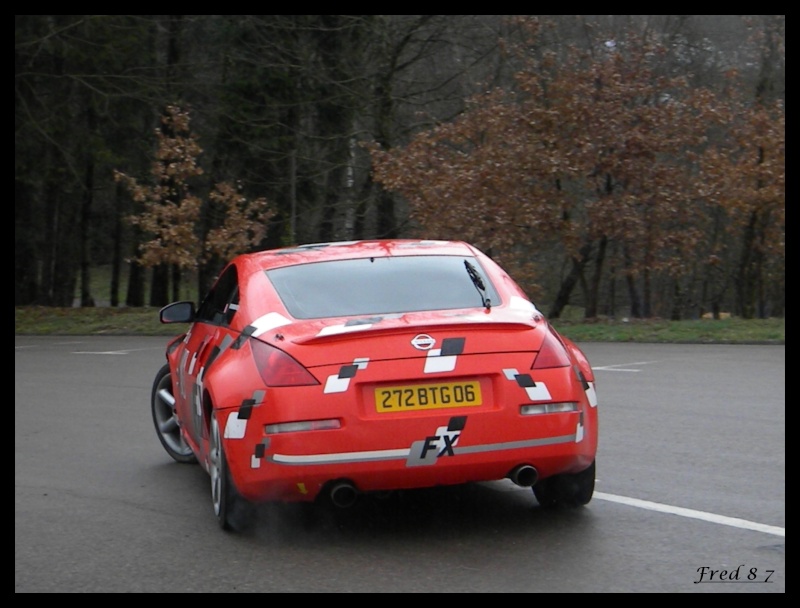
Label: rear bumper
xmin=223 ymin=406 xmax=597 ymax=503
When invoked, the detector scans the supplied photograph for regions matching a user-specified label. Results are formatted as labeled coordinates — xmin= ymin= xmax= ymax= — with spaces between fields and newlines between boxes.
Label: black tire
xmin=151 ymin=364 xmax=197 ymax=464
xmin=531 ymin=476 xmax=559 ymax=509
xmin=533 ymin=460 xmax=596 ymax=509
xmin=209 ymin=412 xmax=254 ymax=532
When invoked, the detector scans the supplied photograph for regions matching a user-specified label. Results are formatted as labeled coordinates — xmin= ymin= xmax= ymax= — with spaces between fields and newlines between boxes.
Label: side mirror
xmin=159 ymin=301 xmax=196 ymax=324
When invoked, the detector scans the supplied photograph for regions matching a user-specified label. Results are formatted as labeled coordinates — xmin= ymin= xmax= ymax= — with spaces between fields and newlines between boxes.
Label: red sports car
xmin=151 ymin=239 xmax=598 ymax=531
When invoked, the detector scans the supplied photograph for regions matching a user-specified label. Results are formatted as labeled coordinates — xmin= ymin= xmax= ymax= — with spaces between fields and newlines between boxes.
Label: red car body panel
xmin=159 ymin=240 xmax=598 ymax=506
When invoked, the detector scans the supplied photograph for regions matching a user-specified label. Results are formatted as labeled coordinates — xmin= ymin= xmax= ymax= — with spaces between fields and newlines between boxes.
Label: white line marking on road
xmin=16 ymin=341 xmax=87 ymax=350
xmin=72 ymin=348 xmax=161 ymax=355
xmin=595 ymin=492 xmax=785 ymax=537
xmin=593 ymin=361 xmax=660 ymax=372
xmin=496 ymin=482 xmax=783 ymax=537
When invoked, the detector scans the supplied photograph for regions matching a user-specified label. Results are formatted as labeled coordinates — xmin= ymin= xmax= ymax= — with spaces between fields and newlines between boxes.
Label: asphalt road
xmin=15 ymin=336 xmax=785 ymax=593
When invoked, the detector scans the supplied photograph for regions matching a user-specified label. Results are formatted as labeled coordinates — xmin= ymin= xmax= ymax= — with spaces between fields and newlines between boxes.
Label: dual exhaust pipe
xmin=327 ymin=465 xmax=539 ymax=508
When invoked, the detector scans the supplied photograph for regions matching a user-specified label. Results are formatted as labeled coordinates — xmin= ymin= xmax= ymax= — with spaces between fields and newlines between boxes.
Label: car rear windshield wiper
xmin=464 ymin=260 xmax=492 ymax=310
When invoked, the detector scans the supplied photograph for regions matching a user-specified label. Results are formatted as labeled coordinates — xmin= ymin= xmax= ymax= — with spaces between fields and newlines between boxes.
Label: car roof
xmin=233 ymin=239 xmax=480 ymax=274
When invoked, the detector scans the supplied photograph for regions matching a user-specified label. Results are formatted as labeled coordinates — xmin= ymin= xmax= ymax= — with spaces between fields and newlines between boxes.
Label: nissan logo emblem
xmin=411 ymin=334 xmax=436 ymax=351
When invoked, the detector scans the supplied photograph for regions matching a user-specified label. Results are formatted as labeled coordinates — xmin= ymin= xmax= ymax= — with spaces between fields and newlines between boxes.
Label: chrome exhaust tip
xmin=329 ymin=481 xmax=359 ymax=508
xmin=508 ymin=465 xmax=539 ymax=487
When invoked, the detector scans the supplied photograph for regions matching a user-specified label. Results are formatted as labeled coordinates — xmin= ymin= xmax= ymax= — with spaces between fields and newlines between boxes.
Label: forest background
xmin=15 ymin=15 xmax=785 ymax=322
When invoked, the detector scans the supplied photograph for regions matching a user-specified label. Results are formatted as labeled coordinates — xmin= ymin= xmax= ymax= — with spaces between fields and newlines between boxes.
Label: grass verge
xmin=15 ymin=306 xmax=785 ymax=344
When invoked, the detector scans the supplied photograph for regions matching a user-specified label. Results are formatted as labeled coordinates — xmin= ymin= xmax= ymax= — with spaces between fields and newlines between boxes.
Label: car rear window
xmin=265 ymin=255 xmax=501 ymax=319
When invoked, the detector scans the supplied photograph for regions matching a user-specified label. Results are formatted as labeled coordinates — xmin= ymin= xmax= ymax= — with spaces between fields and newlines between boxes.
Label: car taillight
xmin=531 ymin=328 xmax=571 ymax=369
xmin=250 ymin=339 xmax=319 ymax=387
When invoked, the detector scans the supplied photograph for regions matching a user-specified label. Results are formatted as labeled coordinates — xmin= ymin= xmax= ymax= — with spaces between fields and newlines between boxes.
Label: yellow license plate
xmin=375 ymin=381 xmax=482 ymax=413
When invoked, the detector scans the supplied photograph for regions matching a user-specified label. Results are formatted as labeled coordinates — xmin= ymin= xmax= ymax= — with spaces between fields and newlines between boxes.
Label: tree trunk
xmin=150 ymin=264 xmax=169 ymax=307
xmin=110 ymin=182 xmax=124 ymax=308
xmin=126 ymin=261 xmax=145 ymax=307
xmin=585 ymin=235 xmax=606 ymax=318
xmin=79 ymin=121 xmax=96 ymax=307
xmin=670 ymin=280 xmax=682 ymax=320
xmin=642 ymin=267 xmax=652 ymax=318
xmin=623 ymin=245 xmax=642 ymax=318
xmin=171 ymin=264 xmax=181 ymax=303
xmin=548 ymin=242 xmax=592 ymax=318
xmin=14 ymin=179 xmax=38 ymax=305
xmin=736 ymin=211 xmax=757 ymax=319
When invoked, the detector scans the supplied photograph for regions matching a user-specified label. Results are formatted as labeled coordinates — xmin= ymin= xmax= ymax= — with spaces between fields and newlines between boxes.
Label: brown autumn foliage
xmin=696 ymin=95 xmax=785 ymax=318
xmin=370 ymin=18 xmax=784 ymax=319
xmin=114 ymin=105 xmax=275 ymax=271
